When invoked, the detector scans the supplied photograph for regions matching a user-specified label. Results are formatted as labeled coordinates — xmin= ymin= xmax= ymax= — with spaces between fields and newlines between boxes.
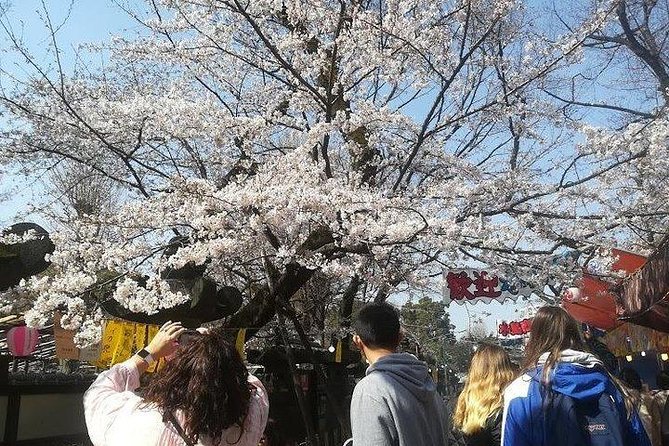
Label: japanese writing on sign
xmin=54 ymin=312 xmax=80 ymax=360
xmin=443 ymin=269 xmax=533 ymax=306
xmin=498 ymin=318 xmax=533 ymax=336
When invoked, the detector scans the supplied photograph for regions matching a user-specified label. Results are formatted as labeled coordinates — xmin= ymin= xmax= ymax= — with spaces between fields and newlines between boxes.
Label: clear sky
xmin=0 ymin=0 xmax=524 ymax=336
xmin=0 ymin=0 xmax=138 ymax=227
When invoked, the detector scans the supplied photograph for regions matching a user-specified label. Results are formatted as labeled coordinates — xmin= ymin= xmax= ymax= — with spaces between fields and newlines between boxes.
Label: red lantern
xmin=7 ymin=326 xmax=39 ymax=357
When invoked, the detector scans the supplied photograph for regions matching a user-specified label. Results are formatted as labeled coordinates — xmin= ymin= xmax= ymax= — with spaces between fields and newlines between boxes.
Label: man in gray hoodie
xmin=350 ymin=302 xmax=448 ymax=445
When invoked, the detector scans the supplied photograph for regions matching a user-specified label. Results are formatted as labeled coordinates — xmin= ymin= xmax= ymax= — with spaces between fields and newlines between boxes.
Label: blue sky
xmin=0 ymin=0 xmax=137 ymax=226
xmin=0 ymin=0 xmax=524 ymax=336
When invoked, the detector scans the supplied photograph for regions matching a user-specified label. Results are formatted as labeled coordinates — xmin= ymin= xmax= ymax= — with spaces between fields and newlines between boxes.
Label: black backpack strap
xmin=165 ymin=411 xmax=196 ymax=446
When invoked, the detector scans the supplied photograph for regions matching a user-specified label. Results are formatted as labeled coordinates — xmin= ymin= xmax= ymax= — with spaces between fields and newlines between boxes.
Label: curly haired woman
xmin=84 ymin=322 xmax=269 ymax=446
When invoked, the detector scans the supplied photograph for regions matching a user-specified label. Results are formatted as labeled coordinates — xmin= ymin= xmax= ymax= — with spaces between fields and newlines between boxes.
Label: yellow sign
xmin=94 ymin=320 xmax=162 ymax=372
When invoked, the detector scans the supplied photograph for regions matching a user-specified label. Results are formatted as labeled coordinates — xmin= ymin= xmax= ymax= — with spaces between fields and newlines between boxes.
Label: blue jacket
xmin=502 ymin=350 xmax=650 ymax=446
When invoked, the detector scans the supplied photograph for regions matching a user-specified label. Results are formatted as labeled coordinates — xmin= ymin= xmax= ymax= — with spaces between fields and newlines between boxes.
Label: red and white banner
xmin=443 ymin=269 xmax=533 ymax=306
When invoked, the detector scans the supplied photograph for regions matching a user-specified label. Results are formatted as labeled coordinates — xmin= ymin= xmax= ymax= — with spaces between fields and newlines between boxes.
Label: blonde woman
xmin=453 ymin=343 xmax=515 ymax=446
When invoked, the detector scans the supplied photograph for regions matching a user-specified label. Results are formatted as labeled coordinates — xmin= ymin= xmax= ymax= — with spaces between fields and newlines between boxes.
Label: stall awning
xmin=564 ymin=249 xmax=647 ymax=331
xmin=618 ymin=238 xmax=669 ymax=333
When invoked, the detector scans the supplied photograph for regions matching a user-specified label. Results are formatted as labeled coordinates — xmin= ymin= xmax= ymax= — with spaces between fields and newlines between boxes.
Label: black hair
xmin=620 ymin=367 xmax=642 ymax=391
xmin=352 ymin=302 xmax=401 ymax=350
xmin=657 ymin=371 xmax=669 ymax=390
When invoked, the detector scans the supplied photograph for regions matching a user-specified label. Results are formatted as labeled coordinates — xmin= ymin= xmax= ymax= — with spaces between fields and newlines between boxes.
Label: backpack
xmin=573 ymin=393 xmax=626 ymax=446
xmin=544 ymin=391 xmax=626 ymax=446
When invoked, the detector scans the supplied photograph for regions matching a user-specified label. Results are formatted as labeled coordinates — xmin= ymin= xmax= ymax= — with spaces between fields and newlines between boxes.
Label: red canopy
xmin=563 ymin=249 xmax=646 ymax=331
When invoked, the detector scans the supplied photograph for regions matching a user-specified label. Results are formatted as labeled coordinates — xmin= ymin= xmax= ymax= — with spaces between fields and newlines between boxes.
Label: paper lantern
xmin=563 ymin=287 xmax=584 ymax=303
xmin=7 ymin=326 xmax=39 ymax=357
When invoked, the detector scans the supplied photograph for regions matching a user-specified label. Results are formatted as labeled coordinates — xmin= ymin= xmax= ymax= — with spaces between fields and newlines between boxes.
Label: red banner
xmin=498 ymin=318 xmax=532 ymax=336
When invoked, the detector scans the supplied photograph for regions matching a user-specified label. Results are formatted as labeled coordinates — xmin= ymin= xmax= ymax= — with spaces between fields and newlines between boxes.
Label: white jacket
xmin=83 ymin=359 xmax=269 ymax=446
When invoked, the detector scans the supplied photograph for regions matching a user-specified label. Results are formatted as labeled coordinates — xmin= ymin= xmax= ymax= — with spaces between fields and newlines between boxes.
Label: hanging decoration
xmin=54 ymin=313 xmax=80 ymax=360
xmin=562 ymin=287 xmax=587 ymax=303
xmin=79 ymin=342 xmax=102 ymax=363
xmin=94 ymin=320 xmax=163 ymax=372
xmin=334 ymin=339 xmax=343 ymax=363
xmin=54 ymin=316 xmax=249 ymax=371
xmin=236 ymin=328 xmax=247 ymax=362
xmin=443 ymin=269 xmax=533 ymax=306
xmin=6 ymin=326 xmax=39 ymax=357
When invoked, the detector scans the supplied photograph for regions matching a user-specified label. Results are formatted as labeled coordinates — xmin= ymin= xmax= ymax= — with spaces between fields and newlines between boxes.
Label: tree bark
xmin=226 ymin=226 xmax=335 ymax=338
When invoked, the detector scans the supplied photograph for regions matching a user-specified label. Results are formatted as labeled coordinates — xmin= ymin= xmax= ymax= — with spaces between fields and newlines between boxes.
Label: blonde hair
xmin=453 ymin=344 xmax=515 ymax=435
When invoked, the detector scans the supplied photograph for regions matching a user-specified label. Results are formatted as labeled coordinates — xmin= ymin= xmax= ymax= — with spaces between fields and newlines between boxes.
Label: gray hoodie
xmin=350 ymin=353 xmax=449 ymax=446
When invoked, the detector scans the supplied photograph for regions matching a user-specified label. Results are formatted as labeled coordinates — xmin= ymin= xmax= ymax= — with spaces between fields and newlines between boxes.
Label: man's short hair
xmin=352 ymin=302 xmax=401 ymax=350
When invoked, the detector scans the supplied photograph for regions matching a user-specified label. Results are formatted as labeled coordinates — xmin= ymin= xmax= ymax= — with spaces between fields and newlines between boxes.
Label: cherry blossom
xmin=0 ymin=0 xmax=666 ymax=346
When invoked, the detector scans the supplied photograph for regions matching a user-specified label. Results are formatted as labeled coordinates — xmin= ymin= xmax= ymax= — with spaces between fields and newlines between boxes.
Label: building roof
xmin=618 ymin=237 xmax=669 ymax=333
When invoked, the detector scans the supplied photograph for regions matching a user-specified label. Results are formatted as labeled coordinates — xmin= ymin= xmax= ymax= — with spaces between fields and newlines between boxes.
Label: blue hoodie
xmin=502 ymin=350 xmax=650 ymax=446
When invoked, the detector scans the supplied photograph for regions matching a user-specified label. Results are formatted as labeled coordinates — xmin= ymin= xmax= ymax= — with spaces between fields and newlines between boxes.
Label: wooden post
xmin=3 ymin=391 xmax=20 ymax=445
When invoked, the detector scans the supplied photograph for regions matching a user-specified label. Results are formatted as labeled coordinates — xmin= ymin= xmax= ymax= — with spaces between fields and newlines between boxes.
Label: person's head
xmin=453 ymin=343 xmax=515 ymax=434
xmin=657 ymin=371 xmax=669 ymax=390
xmin=620 ymin=368 xmax=642 ymax=391
xmin=142 ymin=329 xmax=251 ymax=444
xmin=523 ymin=306 xmax=587 ymax=381
xmin=352 ymin=302 xmax=401 ymax=357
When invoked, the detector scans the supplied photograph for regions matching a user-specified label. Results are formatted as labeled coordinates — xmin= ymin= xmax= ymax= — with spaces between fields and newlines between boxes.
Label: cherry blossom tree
xmin=0 ymin=0 xmax=666 ymax=353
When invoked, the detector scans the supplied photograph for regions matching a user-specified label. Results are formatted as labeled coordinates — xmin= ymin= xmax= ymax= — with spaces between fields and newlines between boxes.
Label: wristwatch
xmin=136 ymin=348 xmax=155 ymax=364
